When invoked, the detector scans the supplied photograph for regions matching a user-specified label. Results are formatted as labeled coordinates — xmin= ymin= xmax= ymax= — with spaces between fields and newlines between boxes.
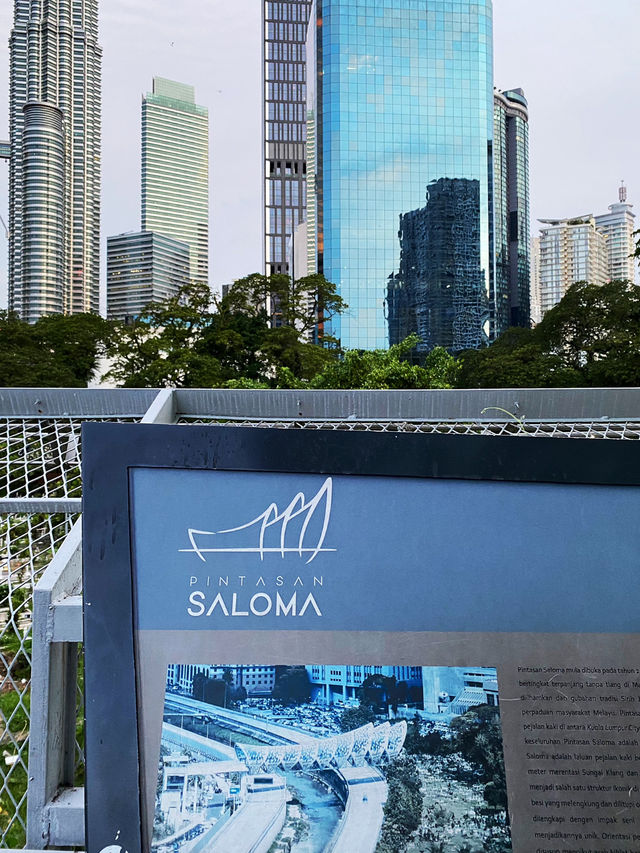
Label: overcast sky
xmin=0 ymin=0 xmax=638 ymax=309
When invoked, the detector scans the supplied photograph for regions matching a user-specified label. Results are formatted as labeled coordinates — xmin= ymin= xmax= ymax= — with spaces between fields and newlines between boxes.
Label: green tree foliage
xmin=449 ymin=704 xmax=508 ymax=810
xmin=376 ymin=755 xmax=423 ymax=853
xmin=106 ymin=274 xmax=346 ymax=387
xmin=310 ymin=336 xmax=459 ymax=389
xmin=105 ymin=282 xmax=222 ymax=387
xmin=458 ymin=280 xmax=640 ymax=388
xmin=0 ymin=311 xmax=110 ymax=387
xmin=338 ymin=704 xmax=377 ymax=732
xmin=404 ymin=715 xmax=450 ymax=756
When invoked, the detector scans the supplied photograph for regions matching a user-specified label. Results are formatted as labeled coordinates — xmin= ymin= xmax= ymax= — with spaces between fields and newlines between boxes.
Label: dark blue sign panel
xmin=132 ymin=468 xmax=640 ymax=634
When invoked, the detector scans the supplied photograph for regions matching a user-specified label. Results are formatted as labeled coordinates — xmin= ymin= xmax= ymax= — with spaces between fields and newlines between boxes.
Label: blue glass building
xmin=307 ymin=0 xmax=494 ymax=351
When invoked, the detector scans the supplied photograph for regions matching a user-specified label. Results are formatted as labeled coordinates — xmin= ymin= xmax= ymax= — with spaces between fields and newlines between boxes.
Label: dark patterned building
xmin=387 ymin=178 xmax=488 ymax=354
xmin=263 ymin=1 xmax=312 ymax=276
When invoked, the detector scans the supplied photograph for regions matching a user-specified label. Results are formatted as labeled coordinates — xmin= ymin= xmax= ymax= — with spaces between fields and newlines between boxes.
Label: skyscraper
xmin=106 ymin=231 xmax=190 ymax=322
xmin=307 ymin=0 xmax=494 ymax=351
xmin=387 ymin=178 xmax=486 ymax=353
xmin=263 ymin=1 xmax=312 ymax=277
xmin=537 ymin=216 xmax=608 ymax=316
xmin=9 ymin=0 xmax=101 ymax=322
xmin=595 ymin=184 xmax=637 ymax=284
xmin=493 ymin=88 xmax=530 ymax=334
xmin=141 ymin=78 xmax=209 ymax=285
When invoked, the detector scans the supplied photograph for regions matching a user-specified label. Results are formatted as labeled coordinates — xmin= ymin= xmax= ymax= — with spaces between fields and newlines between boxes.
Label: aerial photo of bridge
xmin=152 ymin=664 xmax=512 ymax=853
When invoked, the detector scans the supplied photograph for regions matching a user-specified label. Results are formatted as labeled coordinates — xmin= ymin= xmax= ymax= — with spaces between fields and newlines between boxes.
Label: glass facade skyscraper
xmin=141 ymin=78 xmax=209 ymax=285
xmin=9 ymin=0 xmax=101 ymax=322
xmin=493 ymin=87 xmax=530 ymax=334
xmin=263 ymin=1 xmax=312 ymax=277
xmin=307 ymin=0 xmax=494 ymax=351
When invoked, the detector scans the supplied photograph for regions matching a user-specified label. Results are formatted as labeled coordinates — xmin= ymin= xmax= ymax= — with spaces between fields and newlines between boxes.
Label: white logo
xmin=179 ymin=477 xmax=335 ymax=564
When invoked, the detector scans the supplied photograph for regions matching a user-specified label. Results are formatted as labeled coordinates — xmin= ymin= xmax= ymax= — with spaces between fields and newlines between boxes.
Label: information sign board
xmin=82 ymin=424 xmax=640 ymax=853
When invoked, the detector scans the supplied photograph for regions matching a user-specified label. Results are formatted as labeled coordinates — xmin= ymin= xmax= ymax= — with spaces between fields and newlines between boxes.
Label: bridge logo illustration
xmin=179 ymin=476 xmax=335 ymax=564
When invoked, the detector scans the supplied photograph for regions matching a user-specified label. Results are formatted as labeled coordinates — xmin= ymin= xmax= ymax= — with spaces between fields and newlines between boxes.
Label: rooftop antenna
xmin=619 ymin=180 xmax=627 ymax=203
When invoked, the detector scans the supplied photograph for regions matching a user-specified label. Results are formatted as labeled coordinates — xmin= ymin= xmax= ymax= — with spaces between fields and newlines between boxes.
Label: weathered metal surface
xmin=26 ymin=521 xmax=82 ymax=849
xmin=0 ymin=389 xmax=157 ymax=418
xmin=174 ymin=387 xmax=640 ymax=422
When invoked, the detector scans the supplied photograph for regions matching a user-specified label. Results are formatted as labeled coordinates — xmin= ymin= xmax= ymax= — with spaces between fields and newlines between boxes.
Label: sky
xmin=0 ymin=0 xmax=638 ymax=309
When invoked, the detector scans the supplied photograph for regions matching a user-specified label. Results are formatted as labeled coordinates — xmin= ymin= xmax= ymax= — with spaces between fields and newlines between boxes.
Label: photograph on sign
xmin=153 ymin=663 xmax=510 ymax=853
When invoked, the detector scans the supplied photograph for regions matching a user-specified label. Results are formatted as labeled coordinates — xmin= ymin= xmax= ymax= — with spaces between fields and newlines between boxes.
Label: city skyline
xmin=0 ymin=1 xmax=638 ymax=311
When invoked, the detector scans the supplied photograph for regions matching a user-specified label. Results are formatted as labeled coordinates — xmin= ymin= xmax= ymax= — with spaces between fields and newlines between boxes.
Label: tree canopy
xmin=5 ymin=270 xmax=640 ymax=391
xmin=458 ymin=279 xmax=640 ymax=388
xmin=0 ymin=310 xmax=110 ymax=387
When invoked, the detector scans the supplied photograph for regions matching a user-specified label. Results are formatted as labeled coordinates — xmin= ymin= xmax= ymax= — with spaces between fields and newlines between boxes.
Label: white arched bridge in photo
xmin=234 ymin=720 xmax=407 ymax=773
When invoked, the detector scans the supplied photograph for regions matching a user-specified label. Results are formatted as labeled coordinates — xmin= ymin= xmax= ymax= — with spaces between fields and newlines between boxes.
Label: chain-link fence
xmin=2 ymin=387 xmax=640 ymax=847
xmin=0 ymin=399 xmax=152 ymax=847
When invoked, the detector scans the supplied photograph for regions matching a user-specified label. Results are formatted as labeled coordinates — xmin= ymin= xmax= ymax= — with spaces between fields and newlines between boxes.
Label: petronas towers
xmin=9 ymin=0 xmax=101 ymax=321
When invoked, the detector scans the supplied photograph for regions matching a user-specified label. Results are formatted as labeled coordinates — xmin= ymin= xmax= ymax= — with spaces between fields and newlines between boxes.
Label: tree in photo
xmin=272 ymin=666 xmax=312 ymax=704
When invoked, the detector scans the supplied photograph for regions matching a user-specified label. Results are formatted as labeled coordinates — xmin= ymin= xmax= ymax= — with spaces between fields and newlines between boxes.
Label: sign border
xmin=81 ymin=423 xmax=639 ymax=853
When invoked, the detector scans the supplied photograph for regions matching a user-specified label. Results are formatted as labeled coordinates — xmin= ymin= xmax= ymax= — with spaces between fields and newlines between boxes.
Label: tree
xmin=106 ymin=273 xmax=347 ymax=388
xmin=376 ymin=756 xmax=423 ymax=853
xmin=105 ymin=282 xmax=222 ymax=387
xmin=338 ymin=705 xmax=377 ymax=732
xmin=310 ymin=336 xmax=459 ymax=389
xmin=206 ymin=272 xmax=345 ymax=384
xmin=449 ymin=704 xmax=508 ymax=811
xmin=272 ymin=666 xmax=312 ymax=704
xmin=358 ymin=674 xmax=397 ymax=711
xmin=457 ymin=279 xmax=640 ymax=389
xmin=0 ymin=311 xmax=111 ymax=387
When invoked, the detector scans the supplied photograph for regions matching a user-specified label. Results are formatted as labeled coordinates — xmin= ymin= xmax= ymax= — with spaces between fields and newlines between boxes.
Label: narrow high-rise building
xmin=595 ymin=184 xmax=637 ymax=284
xmin=493 ymin=88 xmax=530 ymax=334
xmin=263 ymin=1 xmax=312 ymax=277
xmin=9 ymin=0 xmax=101 ymax=322
xmin=141 ymin=78 xmax=209 ymax=285
xmin=537 ymin=216 xmax=608 ymax=316
xmin=106 ymin=231 xmax=190 ymax=322
xmin=307 ymin=0 xmax=494 ymax=352
xmin=530 ymin=236 xmax=542 ymax=325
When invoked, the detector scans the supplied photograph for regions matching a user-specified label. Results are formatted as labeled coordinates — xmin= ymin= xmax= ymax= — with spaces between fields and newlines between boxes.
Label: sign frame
xmin=81 ymin=422 xmax=639 ymax=853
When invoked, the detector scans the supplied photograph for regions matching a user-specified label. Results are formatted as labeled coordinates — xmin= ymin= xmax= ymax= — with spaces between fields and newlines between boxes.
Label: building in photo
xmin=306 ymin=665 xmax=422 ymax=704
xmin=422 ymin=666 xmax=499 ymax=714
xmin=167 ymin=664 xmax=276 ymax=697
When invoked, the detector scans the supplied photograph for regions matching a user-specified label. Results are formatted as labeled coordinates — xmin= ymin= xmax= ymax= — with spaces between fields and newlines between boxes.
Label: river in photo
xmin=286 ymin=771 xmax=343 ymax=853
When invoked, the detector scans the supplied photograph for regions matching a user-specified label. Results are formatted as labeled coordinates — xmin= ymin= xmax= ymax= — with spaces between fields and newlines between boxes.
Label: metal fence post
xmin=26 ymin=520 xmax=84 ymax=848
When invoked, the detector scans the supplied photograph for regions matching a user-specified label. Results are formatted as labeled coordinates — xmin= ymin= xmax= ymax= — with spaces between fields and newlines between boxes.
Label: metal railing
xmin=3 ymin=386 xmax=640 ymax=848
